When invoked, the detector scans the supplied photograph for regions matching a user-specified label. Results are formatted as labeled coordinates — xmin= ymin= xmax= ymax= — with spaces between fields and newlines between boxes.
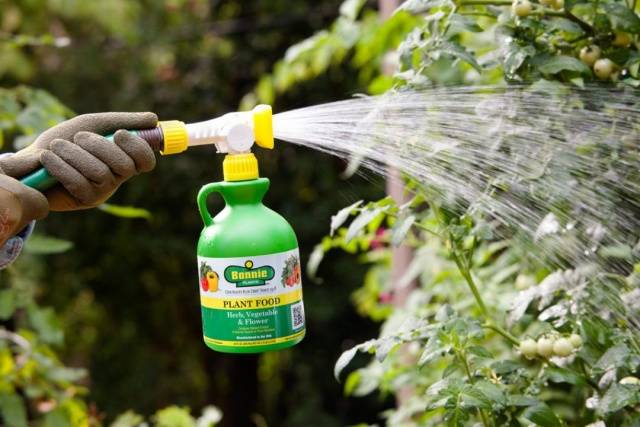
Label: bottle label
xmin=197 ymin=248 xmax=305 ymax=348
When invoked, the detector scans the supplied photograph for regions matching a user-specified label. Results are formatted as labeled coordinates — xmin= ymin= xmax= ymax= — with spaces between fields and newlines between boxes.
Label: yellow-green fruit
xmin=593 ymin=59 xmax=614 ymax=80
xmin=579 ymin=45 xmax=601 ymax=67
xmin=569 ymin=333 xmax=583 ymax=348
xmin=553 ymin=338 xmax=573 ymax=357
xmin=512 ymin=0 xmax=532 ymax=17
xmin=537 ymin=337 xmax=554 ymax=357
xmin=515 ymin=274 xmax=536 ymax=290
xmin=206 ymin=271 xmax=219 ymax=292
xmin=552 ymin=0 xmax=563 ymax=9
xmin=613 ymin=32 xmax=632 ymax=47
xmin=520 ymin=339 xmax=538 ymax=358
xmin=620 ymin=376 xmax=640 ymax=385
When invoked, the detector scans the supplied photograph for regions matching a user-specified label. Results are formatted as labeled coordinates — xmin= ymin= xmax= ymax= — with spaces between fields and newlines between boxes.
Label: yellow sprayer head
xmin=252 ymin=104 xmax=274 ymax=150
xmin=157 ymin=104 xmax=274 ymax=155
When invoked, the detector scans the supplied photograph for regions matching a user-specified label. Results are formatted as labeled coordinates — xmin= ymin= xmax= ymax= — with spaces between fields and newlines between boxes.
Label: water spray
xmin=19 ymin=104 xmax=306 ymax=354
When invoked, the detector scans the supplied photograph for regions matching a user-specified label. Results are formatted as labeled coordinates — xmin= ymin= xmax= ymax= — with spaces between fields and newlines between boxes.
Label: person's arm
xmin=0 ymin=112 xmax=157 ymax=269
xmin=0 ymin=159 xmax=48 ymax=269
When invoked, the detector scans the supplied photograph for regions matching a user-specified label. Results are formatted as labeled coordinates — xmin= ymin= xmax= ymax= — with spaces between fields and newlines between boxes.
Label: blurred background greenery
xmin=0 ymin=1 xmax=394 ymax=425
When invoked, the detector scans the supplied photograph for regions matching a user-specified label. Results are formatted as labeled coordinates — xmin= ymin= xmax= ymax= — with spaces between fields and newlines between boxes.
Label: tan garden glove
xmin=0 ymin=113 xmax=157 ymax=211
xmin=0 ymin=172 xmax=48 ymax=247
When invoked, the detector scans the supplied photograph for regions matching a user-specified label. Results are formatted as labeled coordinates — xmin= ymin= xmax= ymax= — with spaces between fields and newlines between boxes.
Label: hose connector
xmin=158 ymin=120 xmax=188 ymax=155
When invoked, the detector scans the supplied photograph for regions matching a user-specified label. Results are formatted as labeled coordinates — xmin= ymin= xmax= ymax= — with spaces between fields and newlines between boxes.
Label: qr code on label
xmin=291 ymin=301 xmax=305 ymax=330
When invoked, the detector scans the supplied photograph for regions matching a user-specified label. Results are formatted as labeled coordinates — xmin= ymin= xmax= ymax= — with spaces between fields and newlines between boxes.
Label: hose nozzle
xmin=159 ymin=104 xmax=274 ymax=155
xmin=20 ymin=105 xmax=274 ymax=191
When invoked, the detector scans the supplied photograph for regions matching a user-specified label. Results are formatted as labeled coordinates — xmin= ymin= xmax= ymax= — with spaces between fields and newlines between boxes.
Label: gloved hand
xmin=0 ymin=172 xmax=48 ymax=247
xmin=0 ymin=113 xmax=157 ymax=211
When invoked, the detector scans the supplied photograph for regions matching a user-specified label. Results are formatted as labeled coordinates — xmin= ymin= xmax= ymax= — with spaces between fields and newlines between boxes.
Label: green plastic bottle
xmin=196 ymin=152 xmax=305 ymax=353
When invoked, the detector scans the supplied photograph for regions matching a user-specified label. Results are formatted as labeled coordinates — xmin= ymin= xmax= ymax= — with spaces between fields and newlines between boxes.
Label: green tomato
xmin=579 ymin=45 xmax=601 ymax=67
xmin=520 ymin=339 xmax=538 ymax=358
xmin=593 ymin=58 xmax=614 ymax=80
xmin=613 ymin=32 xmax=632 ymax=48
xmin=537 ymin=337 xmax=554 ymax=358
xmin=569 ymin=333 xmax=583 ymax=348
xmin=512 ymin=0 xmax=532 ymax=17
xmin=620 ymin=376 xmax=640 ymax=385
xmin=553 ymin=338 xmax=573 ymax=357
xmin=515 ymin=274 xmax=535 ymax=290
xmin=551 ymin=0 xmax=563 ymax=9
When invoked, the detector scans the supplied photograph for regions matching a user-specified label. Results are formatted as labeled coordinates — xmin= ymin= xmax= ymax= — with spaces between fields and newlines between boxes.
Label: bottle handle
xmin=197 ymin=182 xmax=224 ymax=227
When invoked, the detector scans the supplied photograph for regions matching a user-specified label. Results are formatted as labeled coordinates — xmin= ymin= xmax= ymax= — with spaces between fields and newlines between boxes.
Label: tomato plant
xmin=251 ymin=0 xmax=640 ymax=424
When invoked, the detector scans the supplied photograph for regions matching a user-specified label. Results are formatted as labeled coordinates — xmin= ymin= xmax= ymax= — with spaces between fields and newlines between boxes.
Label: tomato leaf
xmin=598 ymin=383 xmax=640 ymax=414
xmin=391 ymin=214 xmax=415 ymax=246
xmin=508 ymin=395 xmax=539 ymax=407
xmin=27 ymin=306 xmax=63 ymax=345
xmin=467 ymin=345 xmax=493 ymax=359
xmin=473 ymin=380 xmax=507 ymax=409
xmin=330 ymin=200 xmax=362 ymax=236
xmin=399 ymin=0 xmax=452 ymax=14
xmin=334 ymin=340 xmax=375 ymax=381
xmin=0 ymin=290 xmax=16 ymax=320
xmin=306 ymin=244 xmax=325 ymax=282
xmin=339 ymin=0 xmax=367 ymax=21
xmin=98 ymin=203 xmax=152 ymax=221
xmin=445 ymin=14 xmax=483 ymax=37
xmin=537 ymin=55 xmax=591 ymax=75
xmin=23 ymin=234 xmax=73 ymax=255
xmin=594 ymin=344 xmax=633 ymax=372
xmin=439 ymin=41 xmax=482 ymax=72
xmin=0 ymin=393 xmax=28 ymax=427
xmin=503 ymin=43 xmax=533 ymax=78
xmin=548 ymin=18 xmax=584 ymax=36
xmin=603 ymin=3 xmax=640 ymax=33
xmin=522 ymin=403 xmax=562 ymax=427
xmin=544 ymin=366 xmax=586 ymax=385
xmin=345 ymin=207 xmax=383 ymax=243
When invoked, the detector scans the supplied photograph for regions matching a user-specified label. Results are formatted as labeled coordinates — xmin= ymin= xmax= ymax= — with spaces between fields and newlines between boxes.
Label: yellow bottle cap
xmin=158 ymin=120 xmax=188 ymax=155
xmin=223 ymin=153 xmax=259 ymax=181
xmin=252 ymin=105 xmax=274 ymax=150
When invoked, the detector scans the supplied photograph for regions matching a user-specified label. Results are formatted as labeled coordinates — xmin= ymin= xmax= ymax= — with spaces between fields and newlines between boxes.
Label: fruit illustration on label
xmin=206 ymin=271 xmax=219 ymax=292
xmin=281 ymin=255 xmax=301 ymax=287
xmin=199 ymin=261 xmax=218 ymax=292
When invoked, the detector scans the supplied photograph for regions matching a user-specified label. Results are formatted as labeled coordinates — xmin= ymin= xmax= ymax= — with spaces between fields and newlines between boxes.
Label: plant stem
xmin=535 ymin=9 xmax=565 ymax=16
xmin=564 ymin=10 xmax=595 ymax=35
xmin=430 ymin=202 xmax=517 ymax=351
xmin=456 ymin=348 xmax=491 ymax=427
xmin=479 ymin=408 xmax=491 ymax=427
xmin=577 ymin=358 xmax=599 ymax=390
xmin=450 ymin=247 xmax=488 ymax=316
xmin=459 ymin=11 xmax=497 ymax=16
xmin=483 ymin=323 xmax=520 ymax=346
xmin=458 ymin=0 xmax=512 ymax=5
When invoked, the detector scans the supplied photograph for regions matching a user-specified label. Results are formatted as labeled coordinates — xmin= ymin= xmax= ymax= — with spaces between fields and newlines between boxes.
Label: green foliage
xmin=251 ymin=0 xmax=640 ymax=425
xmin=241 ymin=5 xmax=420 ymax=108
